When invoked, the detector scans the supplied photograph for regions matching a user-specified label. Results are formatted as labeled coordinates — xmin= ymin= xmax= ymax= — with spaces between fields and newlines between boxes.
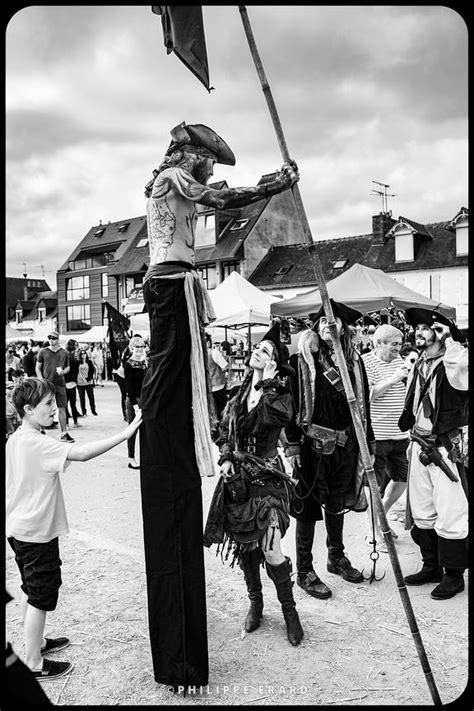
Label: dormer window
xmin=274 ymin=265 xmax=293 ymax=276
xmin=453 ymin=212 xmax=468 ymax=256
xmin=118 ymin=223 xmax=129 ymax=233
xmin=95 ymin=228 xmax=105 ymax=237
xmin=37 ymin=307 xmax=46 ymax=322
xmin=230 ymin=219 xmax=249 ymax=231
xmin=16 ymin=309 xmax=22 ymax=324
xmin=395 ymin=233 xmax=414 ymax=262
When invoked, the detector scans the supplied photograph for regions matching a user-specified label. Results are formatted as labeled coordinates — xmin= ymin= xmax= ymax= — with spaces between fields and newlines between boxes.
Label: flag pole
xmin=238 ymin=5 xmax=442 ymax=706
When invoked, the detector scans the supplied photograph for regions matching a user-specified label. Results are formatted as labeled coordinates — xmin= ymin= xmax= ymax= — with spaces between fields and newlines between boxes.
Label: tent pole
xmin=238 ymin=6 xmax=442 ymax=706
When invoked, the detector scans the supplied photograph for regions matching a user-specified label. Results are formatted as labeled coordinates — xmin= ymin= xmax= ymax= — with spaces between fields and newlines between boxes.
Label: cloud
xmin=5 ymin=5 xmax=468 ymax=287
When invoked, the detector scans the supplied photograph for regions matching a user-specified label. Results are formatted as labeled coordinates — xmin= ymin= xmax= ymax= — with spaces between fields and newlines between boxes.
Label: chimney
xmin=23 ymin=267 xmax=28 ymax=301
xmin=372 ymin=212 xmax=395 ymax=245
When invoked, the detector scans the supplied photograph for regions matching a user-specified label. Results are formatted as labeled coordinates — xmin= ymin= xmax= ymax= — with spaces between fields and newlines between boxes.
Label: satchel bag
xmin=304 ymin=423 xmax=338 ymax=456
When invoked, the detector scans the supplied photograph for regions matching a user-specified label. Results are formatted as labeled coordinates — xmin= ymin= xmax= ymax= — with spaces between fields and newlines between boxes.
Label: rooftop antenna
xmin=371 ymin=180 xmax=397 ymax=214
xmin=22 ymin=262 xmax=27 ymax=279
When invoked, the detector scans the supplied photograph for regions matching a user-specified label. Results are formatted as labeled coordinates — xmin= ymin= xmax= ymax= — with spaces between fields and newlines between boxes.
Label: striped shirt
xmin=362 ymin=351 xmax=409 ymax=440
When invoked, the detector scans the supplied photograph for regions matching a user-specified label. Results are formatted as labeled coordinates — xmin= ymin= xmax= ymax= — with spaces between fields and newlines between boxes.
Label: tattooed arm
xmin=196 ymin=161 xmax=299 ymax=209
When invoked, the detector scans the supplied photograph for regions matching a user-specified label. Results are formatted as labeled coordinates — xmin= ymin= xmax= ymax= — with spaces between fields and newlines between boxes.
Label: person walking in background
xmin=124 ymin=336 xmax=148 ymax=469
xmin=91 ymin=343 xmax=104 ymax=386
xmin=6 ymin=377 xmax=142 ymax=681
xmin=6 ymin=346 xmax=22 ymax=381
xmin=401 ymin=343 xmax=420 ymax=372
xmin=22 ymin=340 xmax=40 ymax=378
xmin=35 ymin=332 xmax=74 ymax=443
xmin=112 ymin=356 xmax=128 ymax=422
xmin=76 ymin=350 xmax=97 ymax=417
xmin=361 ymin=324 xmax=410 ymax=552
xmin=205 ymin=333 xmax=228 ymax=438
xmin=64 ymin=340 xmax=82 ymax=430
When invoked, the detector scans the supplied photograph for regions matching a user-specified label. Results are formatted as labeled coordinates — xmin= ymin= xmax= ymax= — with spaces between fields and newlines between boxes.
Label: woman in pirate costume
xmin=140 ymin=122 xmax=299 ymax=689
xmin=204 ymin=323 xmax=304 ymax=647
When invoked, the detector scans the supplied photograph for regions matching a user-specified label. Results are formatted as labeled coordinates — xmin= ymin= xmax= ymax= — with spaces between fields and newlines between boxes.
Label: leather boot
xmin=265 ymin=557 xmax=304 ymax=646
xmin=404 ymin=526 xmax=443 ymax=585
xmin=431 ymin=569 xmax=465 ymax=600
xmin=240 ymin=548 xmax=263 ymax=632
xmin=296 ymin=520 xmax=332 ymax=599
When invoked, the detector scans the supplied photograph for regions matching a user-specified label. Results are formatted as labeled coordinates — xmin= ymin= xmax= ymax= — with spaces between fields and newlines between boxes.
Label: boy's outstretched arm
xmin=67 ymin=410 xmax=143 ymax=462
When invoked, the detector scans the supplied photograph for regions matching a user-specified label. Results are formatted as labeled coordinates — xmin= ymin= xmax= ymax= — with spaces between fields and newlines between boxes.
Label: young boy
xmin=6 ymin=377 xmax=142 ymax=681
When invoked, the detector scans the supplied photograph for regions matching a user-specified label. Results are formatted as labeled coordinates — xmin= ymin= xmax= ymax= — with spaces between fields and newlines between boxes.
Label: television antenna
xmin=370 ymin=180 xmax=397 ymax=213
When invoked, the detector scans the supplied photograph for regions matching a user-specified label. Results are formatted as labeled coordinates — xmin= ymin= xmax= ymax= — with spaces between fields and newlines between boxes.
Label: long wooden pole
xmin=238 ymin=6 xmax=442 ymax=706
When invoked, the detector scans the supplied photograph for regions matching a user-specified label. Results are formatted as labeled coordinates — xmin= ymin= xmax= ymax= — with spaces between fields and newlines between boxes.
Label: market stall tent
xmin=76 ymin=325 xmax=109 ymax=343
xmin=270 ymin=263 xmax=456 ymax=320
xmin=208 ymin=270 xmax=277 ymax=328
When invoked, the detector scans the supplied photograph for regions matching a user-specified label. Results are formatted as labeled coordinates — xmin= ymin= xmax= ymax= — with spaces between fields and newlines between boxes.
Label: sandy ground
xmin=5 ymin=382 xmax=469 ymax=706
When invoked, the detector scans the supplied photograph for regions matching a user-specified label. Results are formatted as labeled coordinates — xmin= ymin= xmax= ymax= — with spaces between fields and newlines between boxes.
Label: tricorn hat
xmin=309 ymin=299 xmax=362 ymax=326
xmin=260 ymin=321 xmax=294 ymax=376
xmin=169 ymin=122 xmax=236 ymax=165
xmin=404 ymin=308 xmax=465 ymax=343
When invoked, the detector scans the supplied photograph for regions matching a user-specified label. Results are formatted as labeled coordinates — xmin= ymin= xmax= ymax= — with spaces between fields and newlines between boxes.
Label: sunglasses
xmin=49 ymin=336 xmax=59 ymax=340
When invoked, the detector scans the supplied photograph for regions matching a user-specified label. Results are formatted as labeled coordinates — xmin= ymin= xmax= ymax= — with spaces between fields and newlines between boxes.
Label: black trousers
xmin=77 ymin=384 xmax=96 ymax=415
xmin=113 ymin=373 xmax=127 ymax=418
xmin=139 ymin=276 xmax=208 ymax=687
xmin=66 ymin=386 xmax=80 ymax=424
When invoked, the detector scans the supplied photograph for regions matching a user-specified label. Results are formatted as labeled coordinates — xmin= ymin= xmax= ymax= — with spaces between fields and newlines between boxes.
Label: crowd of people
xmin=4 ymin=117 xmax=469 ymax=698
xmin=5 ymin=307 xmax=469 ymax=690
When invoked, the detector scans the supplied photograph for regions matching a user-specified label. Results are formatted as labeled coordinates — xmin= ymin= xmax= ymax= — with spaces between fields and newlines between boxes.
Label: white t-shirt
xmin=6 ymin=426 xmax=74 ymax=542
xmin=362 ymin=351 xmax=409 ymax=440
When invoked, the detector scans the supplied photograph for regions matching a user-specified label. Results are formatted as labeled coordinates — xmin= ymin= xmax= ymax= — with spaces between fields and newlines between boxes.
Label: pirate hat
xmin=260 ymin=321 xmax=294 ymax=376
xmin=169 ymin=122 xmax=236 ymax=165
xmin=404 ymin=308 xmax=465 ymax=343
xmin=309 ymin=299 xmax=362 ymax=326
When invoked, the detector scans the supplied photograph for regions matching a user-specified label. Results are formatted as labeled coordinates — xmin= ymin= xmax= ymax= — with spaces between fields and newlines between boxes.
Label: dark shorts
xmin=7 ymin=537 xmax=62 ymax=611
xmin=373 ymin=439 xmax=409 ymax=488
xmin=54 ymin=385 xmax=67 ymax=408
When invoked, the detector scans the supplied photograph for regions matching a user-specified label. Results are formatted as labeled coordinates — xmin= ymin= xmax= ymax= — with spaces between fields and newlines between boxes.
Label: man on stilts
xmin=140 ymin=120 xmax=299 ymax=689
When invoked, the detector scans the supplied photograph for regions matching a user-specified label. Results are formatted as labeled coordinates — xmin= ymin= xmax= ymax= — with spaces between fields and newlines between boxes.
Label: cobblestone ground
xmin=6 ymin=382 xmax=469 ymax=706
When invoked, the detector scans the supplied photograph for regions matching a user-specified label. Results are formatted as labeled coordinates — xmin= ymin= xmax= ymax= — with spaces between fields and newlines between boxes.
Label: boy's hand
xmin=125 ymin=408 xmax=142 ymax=437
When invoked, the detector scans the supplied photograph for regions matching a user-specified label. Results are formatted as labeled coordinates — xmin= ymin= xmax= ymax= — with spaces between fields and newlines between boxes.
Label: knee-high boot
xmin=265 ymin=557 xmax=304 ymax=646
xmin=240 ymin=548 xmax=263 ymax=632
xmin=404 ymin=526 xmax=443 ymax=585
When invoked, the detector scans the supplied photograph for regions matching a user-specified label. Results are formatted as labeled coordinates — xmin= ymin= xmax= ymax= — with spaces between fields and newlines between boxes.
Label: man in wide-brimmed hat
xmin=398 ymin=308 xmax=468 ymax=600
xmin=139 ymin=121 xmax=299 ymax=690
xmin=284 ymin=299 xmax=374 ymax=600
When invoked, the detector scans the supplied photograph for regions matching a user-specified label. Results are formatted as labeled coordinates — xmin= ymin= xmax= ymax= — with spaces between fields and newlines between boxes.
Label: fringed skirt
xmin=205 ymin=455 xmax=292 ymax=568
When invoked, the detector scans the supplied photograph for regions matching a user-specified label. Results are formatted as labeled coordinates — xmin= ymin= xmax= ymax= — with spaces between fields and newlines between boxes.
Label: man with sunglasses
xmin=35 ymin=332 xmax=74 ymax=443
xmin=398 ymin=309 xmax=468 ymax=600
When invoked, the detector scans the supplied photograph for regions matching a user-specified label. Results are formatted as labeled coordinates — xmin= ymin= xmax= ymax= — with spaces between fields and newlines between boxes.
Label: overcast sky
xmin=6 ymin=5 xmax=468 ymax=290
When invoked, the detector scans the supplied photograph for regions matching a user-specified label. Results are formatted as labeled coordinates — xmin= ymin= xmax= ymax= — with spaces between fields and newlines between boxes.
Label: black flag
xmin=152 ymin=6 xmax=212 ymax=92
xmin=105 ymin=302 xmax=130 ymax=368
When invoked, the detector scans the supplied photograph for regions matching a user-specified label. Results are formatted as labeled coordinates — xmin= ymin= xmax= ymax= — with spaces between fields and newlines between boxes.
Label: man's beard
xmin=194 ymin=161 xmax=211 ymax=185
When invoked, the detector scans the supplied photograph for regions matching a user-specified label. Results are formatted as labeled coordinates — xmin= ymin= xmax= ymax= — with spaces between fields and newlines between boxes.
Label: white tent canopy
xmin=76 ymin=325 xmax=109 ymax=343
xmin=270 ymin=263 xmax=457 ymax=321
xmin=129 ymin=313 xmax=150 ymax=338
xmin=208 ymin=271 xmax=275 ymax=328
